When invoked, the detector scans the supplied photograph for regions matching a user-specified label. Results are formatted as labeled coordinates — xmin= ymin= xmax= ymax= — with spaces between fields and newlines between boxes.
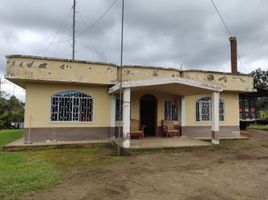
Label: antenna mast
xmin=72 ymin=0 xmax=76 ymax=60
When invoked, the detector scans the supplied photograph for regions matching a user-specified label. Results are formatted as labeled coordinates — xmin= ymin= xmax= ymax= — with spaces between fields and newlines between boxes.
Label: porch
xmin=114 ymin=136 xmax=211 ymax=149
xmin=109 ymin=77 xmax=223 ymax=148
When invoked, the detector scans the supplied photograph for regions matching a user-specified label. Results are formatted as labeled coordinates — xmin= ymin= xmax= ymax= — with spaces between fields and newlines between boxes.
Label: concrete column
xmin=122 ymin=88 xmax=131 ymax=148
xmin=211 ymin=91 xmax=220 ymax=145
xmin=110 ymin=95 xmax=116 ymax=139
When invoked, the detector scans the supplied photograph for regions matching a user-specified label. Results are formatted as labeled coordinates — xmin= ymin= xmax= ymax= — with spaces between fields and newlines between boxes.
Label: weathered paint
xmin=6 ymin=56 xmax=118 ymax=87
xmin=6 ymin=55 xmax=254 ymax=93
xmin=120 ymin=67 xmax=181 ymax=81
xmin=181 ymin=71 xmax=254 ymax=92
xmin=211 ymin=91 xmax=220 ymax=145
xmin=122 ymin=88 xmax=131 ymax=148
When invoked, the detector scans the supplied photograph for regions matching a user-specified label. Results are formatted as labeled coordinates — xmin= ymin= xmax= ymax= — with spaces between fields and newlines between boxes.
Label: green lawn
xmin=247 ymin=124 xmax=268 ymax=131
xmin=0 ymin=129 xmax=119 ymax=199
xmin=0 ymin=129 xmax=23 ymax=148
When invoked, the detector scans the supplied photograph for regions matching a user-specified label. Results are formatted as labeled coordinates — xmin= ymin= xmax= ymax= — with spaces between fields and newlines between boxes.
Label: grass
xmin=0 ymin=129 xmax=23 ymax=149
xmin=0 ymin=151 xmax=60 ymax=199
xmin=0 ymin=129 xmax=120 ymax=199
xmin=247 ymin=124 xmax=268 ymax=131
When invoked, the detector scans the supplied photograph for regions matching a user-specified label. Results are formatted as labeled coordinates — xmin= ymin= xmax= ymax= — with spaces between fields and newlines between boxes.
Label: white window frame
xmin=196 ymin=97 xmax=224 ymax=122
xmin=164 ymin=100 xmax=179 ymax=121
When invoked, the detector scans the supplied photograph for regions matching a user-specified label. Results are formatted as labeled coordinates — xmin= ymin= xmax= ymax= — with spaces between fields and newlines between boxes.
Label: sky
xmin=1 ymin=0 xmax=268 ymax=101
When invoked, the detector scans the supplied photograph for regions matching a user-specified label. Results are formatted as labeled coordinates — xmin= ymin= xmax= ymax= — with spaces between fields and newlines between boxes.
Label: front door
xmin=140 ymin=94 xmax=157 ymax=137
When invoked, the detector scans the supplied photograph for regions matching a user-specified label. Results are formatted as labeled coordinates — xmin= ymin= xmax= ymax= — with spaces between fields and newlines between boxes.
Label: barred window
xmin=196 ymin=97 xmax=224 ymax=121
xmin=50 ymin=91 xmax=93 ymax=122
xmin=164 ymin=100 xmax=178 ymax=120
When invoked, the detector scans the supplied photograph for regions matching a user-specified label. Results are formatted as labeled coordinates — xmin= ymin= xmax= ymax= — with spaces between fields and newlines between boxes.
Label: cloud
xmin=1 ymin=0 xmax=268 ymax=100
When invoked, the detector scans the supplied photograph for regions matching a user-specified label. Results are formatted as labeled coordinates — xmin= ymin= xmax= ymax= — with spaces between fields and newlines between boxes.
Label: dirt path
xmin=21 ymin=131 xmax=268 ymax=200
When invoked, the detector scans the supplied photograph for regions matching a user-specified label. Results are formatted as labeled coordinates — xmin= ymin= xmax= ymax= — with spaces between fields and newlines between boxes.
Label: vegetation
xmin=0 ymin=129 xmax=120 ymax=199
xmin=0 ymin=129 xmax=23 ymax=148
xmin=250 ymin=68 xmax=268 ymax=120
xmin=247 ymin=124 xmax=268 ymax=131
xmin=0 ymin=92 xmax=24 ymax=129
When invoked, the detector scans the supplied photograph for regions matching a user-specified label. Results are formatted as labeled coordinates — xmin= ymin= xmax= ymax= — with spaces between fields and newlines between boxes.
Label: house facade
xmin=5 ymin=54 xmax=255 ymax=147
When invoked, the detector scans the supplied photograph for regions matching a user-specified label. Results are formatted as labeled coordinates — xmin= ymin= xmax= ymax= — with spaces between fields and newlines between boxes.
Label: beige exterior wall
xmin=121 ymin=67 xmax=181 ymax=81
xmin=181 ymin=71 xmax=254 ymax=92
xmin=24 ymin=83 xmax=111 ymax=128
xmin=6 ymin=56 xmax=117 ymax=86
xmin=184 ymin=92 xmax=239 ymax=126
xmin=129 ymin=91 xmax=179 ymax=126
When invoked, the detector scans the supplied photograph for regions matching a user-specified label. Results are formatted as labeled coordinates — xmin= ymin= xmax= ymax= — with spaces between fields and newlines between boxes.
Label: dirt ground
xmin=21 ymin=130 xmax=268 ymax=200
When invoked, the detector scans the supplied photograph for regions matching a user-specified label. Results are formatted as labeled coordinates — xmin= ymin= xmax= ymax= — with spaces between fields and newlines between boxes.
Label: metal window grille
xmin=50 ymin=91 xmax=93 ymax=122
xmin=164 ymin=100 xmax=178 ymax=121
xmin=196 ymin=97 xmax=224 ymax=121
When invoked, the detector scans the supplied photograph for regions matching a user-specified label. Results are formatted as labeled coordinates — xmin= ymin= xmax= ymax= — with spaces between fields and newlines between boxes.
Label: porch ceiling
xmin=109 ymin=77 xmax=223 ymax=96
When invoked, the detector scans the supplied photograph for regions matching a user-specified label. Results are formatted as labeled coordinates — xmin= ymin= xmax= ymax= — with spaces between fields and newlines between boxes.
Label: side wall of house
xmin=24 ymin=82 xmax=113 ymax=142
xmin=183 ymin=92 xmax=240 ymax=137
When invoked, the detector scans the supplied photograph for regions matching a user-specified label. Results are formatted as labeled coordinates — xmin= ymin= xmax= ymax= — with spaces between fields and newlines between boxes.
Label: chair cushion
xmin=162 ymin=120 xmax=174 ymax=130
xmin=131 ymin=119 xmax=140 ymax=131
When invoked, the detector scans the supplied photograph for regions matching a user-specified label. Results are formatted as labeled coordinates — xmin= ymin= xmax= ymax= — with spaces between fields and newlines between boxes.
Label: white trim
xmin=109 ymin=77 xmax=223 ymax=94
xmin=163 ymin=99 xmax=179 ymax=121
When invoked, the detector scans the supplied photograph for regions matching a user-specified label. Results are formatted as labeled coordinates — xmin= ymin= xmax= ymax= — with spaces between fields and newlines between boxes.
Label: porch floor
xmin=114 ymin=136 xmax=212 ymax=150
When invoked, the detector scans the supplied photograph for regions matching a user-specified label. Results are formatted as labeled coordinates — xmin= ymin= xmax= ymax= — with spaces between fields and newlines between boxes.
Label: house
xmin=5 ymin=38 xmax=255 ymax=148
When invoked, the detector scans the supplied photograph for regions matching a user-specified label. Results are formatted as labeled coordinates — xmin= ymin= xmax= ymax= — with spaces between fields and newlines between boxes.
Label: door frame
xmin=139 ymin=94 xmax=157 ymax=137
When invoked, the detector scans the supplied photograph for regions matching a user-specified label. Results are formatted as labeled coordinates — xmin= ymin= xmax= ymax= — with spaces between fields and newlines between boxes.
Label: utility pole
xmin=72 ymin=0 xmax=76 ymax=60
xmin=117 ymin=0 xmax=125 ymax=156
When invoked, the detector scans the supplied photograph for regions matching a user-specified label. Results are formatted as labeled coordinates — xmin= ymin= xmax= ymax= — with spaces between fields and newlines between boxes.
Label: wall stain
xmin=106 ymin=66 xmax=111 ymax=70
xmin=239 ymin=77 xmax=245 ymax=83
xmin=126 ymin=69 xmax=131 ymax=75
xmin=207 ymin=74 xmax=214 ymax=81
xmin=12 ymin=61 xmax=15 ymax=66
xmin=153 ymin=71 xmax=158 ymax=76
xmin=39 ymin=63 xmax=47 ymax=69
xmin=218 ymin=76 xmax=227 ymax=83
xmin=60 ymin=64 xmax=65 ymax=70
xmin=172 ymin=74 xmax=175 ymax=77
xmin=19 ymin=62 xmax=24 ymax=67
xmin=26 ymin=61 xmax=34 ymax=68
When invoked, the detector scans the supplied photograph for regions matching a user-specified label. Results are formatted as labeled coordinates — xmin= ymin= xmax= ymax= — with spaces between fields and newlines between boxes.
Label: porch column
xmin=122 ymin=88 xmax=131 ymax=148
xmin=211 ymin=91 xmax=220 ymax=145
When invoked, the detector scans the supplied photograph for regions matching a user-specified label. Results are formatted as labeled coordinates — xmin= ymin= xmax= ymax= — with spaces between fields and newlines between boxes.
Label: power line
xmin=209 ymin=0 xmax=232 ymax=36
xmin=209 ymin=0 xmax=246 ymax=73
xmin=76 ymin=0 xmax=119 ymax=37
xmin=36 ymin=0 xmax=119 ymax=57
xmin=37 ymin=6 xmax=73 ymax=55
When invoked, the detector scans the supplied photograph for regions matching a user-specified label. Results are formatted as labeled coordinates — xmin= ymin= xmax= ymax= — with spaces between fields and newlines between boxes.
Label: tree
xmin=0 ymin=92 xmax=24 ymax=129
xmin=250 ymin=68 xmax=268 ymax=90
xmin=250 ymin=68 xmax=268 ymax=120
